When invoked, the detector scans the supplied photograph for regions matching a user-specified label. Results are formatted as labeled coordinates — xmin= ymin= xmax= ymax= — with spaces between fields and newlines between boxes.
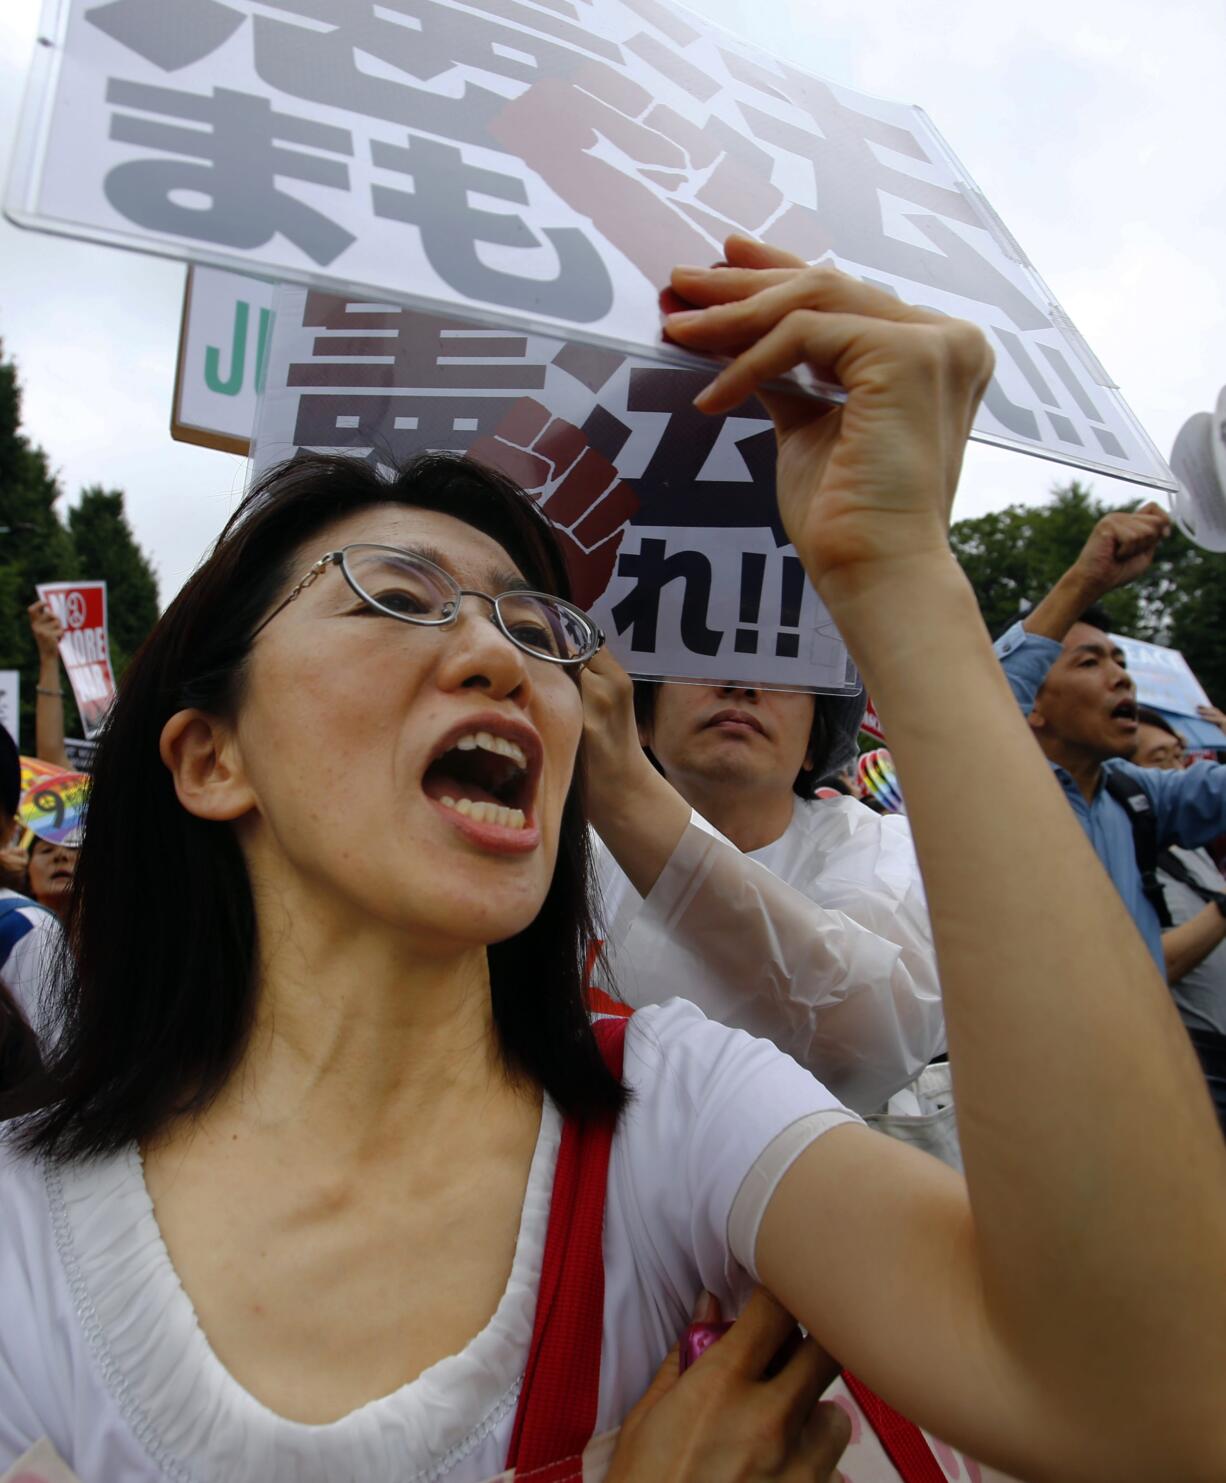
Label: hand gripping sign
xmin=14 ymin=0 xmax=1171 ymax=492
xmin=253 ymin=285 xmax=857 ymax=693
xmin=35 ymin=581 xmax=117 ymax=739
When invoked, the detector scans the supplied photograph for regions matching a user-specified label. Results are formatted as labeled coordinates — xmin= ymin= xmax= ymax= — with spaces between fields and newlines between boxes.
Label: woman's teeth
xmin=438 ymin=796 xmax=527 ymax=830
xmin=453 ymin=732 xmax=528 ymax=769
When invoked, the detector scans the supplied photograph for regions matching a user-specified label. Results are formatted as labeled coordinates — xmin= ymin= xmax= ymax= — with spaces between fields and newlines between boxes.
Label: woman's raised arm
xmin=665 ymin=237 xmax=1226 ymax=1482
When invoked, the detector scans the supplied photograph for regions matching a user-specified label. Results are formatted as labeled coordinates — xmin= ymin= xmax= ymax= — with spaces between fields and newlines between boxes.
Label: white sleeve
xmin=604 ymin=814 xmax=945 ymax=1115
xmin=609 ymin=1001 xmax=862 ymax=1307
xmin=590 ymin=811 xmax=726 ymax=955
xmin=590 ymin=826 xmax=636 ymax=952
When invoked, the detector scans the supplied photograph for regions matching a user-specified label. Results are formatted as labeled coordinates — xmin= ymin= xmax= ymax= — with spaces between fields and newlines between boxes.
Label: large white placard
xmin=10 ymin=0 xmax=1171 ymax=490
xmin=171 ymin=265 xmax=277 ymax=453
xmin=0 ymin=671 xmax=19 ymax=745
xmin=253 ymin=285 xmax=857 ymax=693
xmin=1111 ymin=633 xmax=1214 ymax=721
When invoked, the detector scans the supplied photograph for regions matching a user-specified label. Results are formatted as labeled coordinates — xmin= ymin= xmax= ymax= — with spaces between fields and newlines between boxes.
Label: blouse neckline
xmin=46 ymin=1100 xmax=562 ymax=1483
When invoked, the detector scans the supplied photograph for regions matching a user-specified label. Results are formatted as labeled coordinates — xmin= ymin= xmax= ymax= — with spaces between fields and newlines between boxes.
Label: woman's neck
xmin=199 ymin=878 xmax=520 ymax=1157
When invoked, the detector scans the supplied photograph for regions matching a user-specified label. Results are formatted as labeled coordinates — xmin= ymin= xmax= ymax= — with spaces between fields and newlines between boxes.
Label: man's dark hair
xmin=1075 ymin=603 xmax=1117 ymax=634
xmin=1136 ymin=707 xmax=1180 ymax=740
xmin=16 ymin=452 xmax=624 ymax=1162
xmin=994 ymin=603 xmax=1121 ymax=644
xmin=631 ymin=680 xmax=865 ymax=800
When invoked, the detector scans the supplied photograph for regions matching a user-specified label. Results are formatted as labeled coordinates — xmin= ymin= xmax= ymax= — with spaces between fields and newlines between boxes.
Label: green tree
xmin=0 ymin=344 xmax=160 ymax=752
xmin=68 ymin=486 xmax=159 ymax=674
xmin=950 ymin=481 xmax=1226 ymax=704
xmin=0 ymin=347 xmax=80 ymax=751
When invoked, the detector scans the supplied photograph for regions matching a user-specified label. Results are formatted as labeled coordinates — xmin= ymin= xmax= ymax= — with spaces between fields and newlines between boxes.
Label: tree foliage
xmin=68 ymin=488 xmax=160 ymax=672
xmin=950 ymin=481 xmax=1226 ymax=703
xmin=0 ymin=344 xmax=159 ymax=752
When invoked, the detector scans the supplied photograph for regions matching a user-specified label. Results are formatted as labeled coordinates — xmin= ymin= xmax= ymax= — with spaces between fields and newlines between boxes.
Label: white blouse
xmin=0 ymin=1000 xmax=859 ymax=1482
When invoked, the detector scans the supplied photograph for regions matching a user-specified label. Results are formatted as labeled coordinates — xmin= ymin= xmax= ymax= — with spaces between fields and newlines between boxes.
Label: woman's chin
xmin=376 ymin=875 xmax=551 ymax=952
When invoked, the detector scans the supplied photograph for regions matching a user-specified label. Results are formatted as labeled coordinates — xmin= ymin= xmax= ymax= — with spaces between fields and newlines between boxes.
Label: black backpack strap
xmin=1157 ymin=848 xmax=1226 ymax=908
xmin=1105 ymin=771 xmax=1173 ymax=929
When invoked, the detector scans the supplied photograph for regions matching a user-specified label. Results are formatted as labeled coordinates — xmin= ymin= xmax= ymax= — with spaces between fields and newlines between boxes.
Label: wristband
xmin=36 ymin=686 xmax=65 ymax=698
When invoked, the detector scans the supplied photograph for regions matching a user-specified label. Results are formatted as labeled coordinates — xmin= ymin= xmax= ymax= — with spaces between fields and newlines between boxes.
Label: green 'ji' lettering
xmin=204 ymin=300 xmax=249 ymax=396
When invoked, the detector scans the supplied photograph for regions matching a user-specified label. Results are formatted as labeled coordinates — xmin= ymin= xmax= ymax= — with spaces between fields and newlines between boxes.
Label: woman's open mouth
xmin=422 ymin=721 xmax=542 ymax=852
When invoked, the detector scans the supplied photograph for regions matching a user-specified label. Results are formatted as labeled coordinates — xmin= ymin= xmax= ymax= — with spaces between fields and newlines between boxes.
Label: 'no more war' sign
xmin=253 ymin=285 xmax=857 ymax=693
xmin=13 ymin=0 xmax=1171 ymax=491
xmin=35 ymin=581 xmax=117 ymax=738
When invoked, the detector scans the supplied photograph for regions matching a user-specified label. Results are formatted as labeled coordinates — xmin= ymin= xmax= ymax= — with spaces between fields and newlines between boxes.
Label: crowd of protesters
xmin=0 ymin=241 xmax=1225 ymax=1482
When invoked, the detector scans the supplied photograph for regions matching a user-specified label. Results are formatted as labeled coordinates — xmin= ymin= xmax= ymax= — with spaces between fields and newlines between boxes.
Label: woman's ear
xmin=159 ymin=709 xmax=255 ymax=822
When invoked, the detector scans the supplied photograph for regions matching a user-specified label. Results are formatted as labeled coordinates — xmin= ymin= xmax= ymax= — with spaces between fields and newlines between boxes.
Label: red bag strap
xmin=843 ymin=1369 xmax=950 ymax=1483
xmin=504 ymin=1016 xmax=629 ymax=1477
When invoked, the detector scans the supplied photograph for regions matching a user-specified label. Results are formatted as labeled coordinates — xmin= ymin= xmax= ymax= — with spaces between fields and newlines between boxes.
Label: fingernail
xmin=692 ymin=380 xmax=721 ymax=409
xmin=666 ymin=309 xmax=702 ymax=323
xmin=691 ymin=1289 xmax=717 ymax=1323
xmin=672 ymin=264 xmax=710 ymax=274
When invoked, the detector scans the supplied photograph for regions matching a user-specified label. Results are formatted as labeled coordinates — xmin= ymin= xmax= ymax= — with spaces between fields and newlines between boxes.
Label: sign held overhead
xmin=14 ymin=0 xmax=1171 ymax=489
xmin=253 ymin=283 xmax=858 ymax=694
xmin=34 ymin=580 xmax=117 ymax=739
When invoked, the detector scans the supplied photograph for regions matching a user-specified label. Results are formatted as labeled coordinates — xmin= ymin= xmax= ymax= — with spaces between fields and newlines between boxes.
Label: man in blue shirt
xmin=995 ymin=502 xmax=1226 ymax=971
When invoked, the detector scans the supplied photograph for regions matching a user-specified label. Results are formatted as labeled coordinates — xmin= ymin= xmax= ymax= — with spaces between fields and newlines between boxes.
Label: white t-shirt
xmin=0 ymin=1000 xmax=859 ymax=1482
xmin=593 ymin=796 xmax=944 ymax=1114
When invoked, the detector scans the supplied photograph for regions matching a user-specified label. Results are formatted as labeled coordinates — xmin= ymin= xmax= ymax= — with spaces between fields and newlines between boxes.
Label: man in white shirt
xmin=581 ymin=653 xmax=945 ymax=1123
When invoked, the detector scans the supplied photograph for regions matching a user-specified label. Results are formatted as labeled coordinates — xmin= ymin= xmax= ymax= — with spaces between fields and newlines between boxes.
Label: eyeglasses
xmin=252 ymin=543 xmax=604 ymax=668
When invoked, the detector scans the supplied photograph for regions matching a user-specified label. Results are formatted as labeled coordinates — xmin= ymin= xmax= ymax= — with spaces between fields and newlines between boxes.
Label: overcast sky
xmin=1 ymin=0 xmax=1223 ymax=605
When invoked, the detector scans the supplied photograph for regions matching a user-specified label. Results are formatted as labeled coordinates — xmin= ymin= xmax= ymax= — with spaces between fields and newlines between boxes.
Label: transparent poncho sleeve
xmin=594 ymin=811 xmax=945 ymax=1115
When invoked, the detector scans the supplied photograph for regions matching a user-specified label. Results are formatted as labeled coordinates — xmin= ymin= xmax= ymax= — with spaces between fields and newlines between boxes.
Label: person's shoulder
xmin=622 ymin=999 xmax=825 ymax=1108
xmin=0 ymin=887 xmax=38 ymax=913
xmin=0 ymin=891 xmax=50 ymax=954
xmin=1103 ymin=758 xmax=1161 ymax=797
xmin=797 ymin=793 xmax=910 ymax=835
xmin=0 ymin=888 xmax=57 ymax=924
xmin=1103 ymin=757 xmax=1218 ymax=805
xmin=794 ymin=793 xmax=918 ymax=871
xmin=625 ymin=998 xmax=749 ymax=1078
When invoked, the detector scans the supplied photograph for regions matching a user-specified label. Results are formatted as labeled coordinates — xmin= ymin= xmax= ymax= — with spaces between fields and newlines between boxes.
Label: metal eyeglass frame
xmin=250 ymin=543 xmax=605 ymax=668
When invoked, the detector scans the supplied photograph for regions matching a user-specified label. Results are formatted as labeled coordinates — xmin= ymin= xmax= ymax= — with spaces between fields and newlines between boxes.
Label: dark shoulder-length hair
xmin=17 ymin=452 xmax=623 ymax=1161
